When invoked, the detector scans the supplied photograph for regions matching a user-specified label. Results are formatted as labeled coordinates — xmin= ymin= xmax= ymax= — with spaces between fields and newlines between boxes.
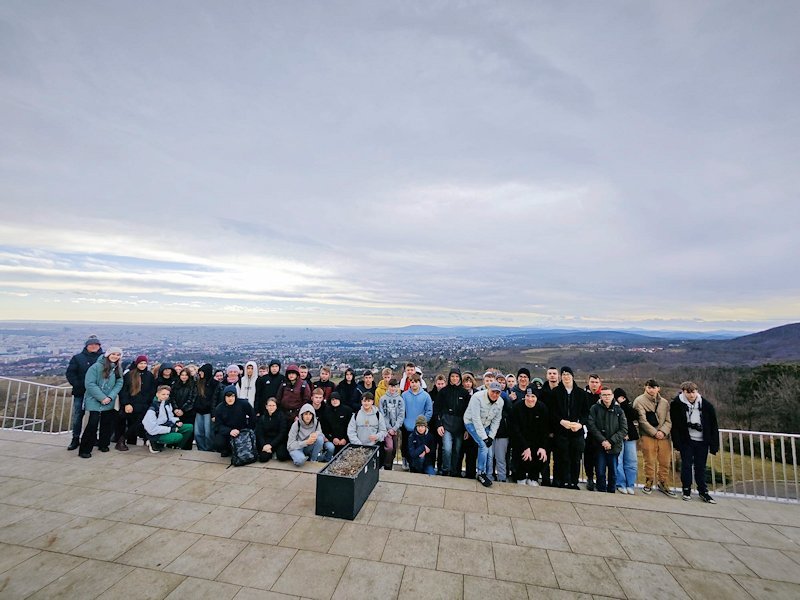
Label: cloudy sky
xmin=1 ymin=1 xmax=798 ymax=331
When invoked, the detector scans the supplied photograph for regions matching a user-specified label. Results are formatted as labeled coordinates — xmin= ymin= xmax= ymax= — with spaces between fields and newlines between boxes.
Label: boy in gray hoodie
xmin=287 ymin=404 xmax=333 ymax=466
xmin=348 ymin=393 xmax=387 ymax=447
xmin=379 ymin=380 xmax=405 ymax=469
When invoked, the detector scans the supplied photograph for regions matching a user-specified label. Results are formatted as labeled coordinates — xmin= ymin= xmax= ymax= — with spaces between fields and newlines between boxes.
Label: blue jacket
xmin=401 ymin=389 xmax=433 ymax=432
xmin=83 ymin=356 xmax=123 ymax=412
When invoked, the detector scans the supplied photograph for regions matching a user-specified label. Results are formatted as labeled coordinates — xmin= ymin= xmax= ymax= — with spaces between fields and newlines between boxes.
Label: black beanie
xmin=560 ymin=366 xmax=574 ymax=377
xmin=517 ymin=367 xmax=531 ymax=378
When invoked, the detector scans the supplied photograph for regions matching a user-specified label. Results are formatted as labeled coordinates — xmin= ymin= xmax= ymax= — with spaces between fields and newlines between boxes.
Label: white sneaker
xmin=518 ymin=479 xmax=529 ymax=486
xmin=627 ymin=487 xmax=635 ymax=495
xmin=527 ymin=480 xmax=539 ymax=487
xmin=617 ymin=487 xmax=627 ymax=494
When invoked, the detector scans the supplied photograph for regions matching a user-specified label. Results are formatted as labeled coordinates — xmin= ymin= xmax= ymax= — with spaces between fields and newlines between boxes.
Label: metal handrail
xmin=1 ymin=375 xmax=74 ymax=434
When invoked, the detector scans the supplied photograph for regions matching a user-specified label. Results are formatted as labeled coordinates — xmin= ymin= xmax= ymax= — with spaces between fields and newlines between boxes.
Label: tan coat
xmin=632 ymin=392 xmax=672 ymax=438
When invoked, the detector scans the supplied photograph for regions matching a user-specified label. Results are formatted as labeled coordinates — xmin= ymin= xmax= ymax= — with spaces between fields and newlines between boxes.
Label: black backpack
xmin=229 ymin=428 xmax=257 ymax=467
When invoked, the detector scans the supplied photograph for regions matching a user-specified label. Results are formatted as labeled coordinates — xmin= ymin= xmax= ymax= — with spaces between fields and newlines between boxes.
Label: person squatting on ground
xmin=511 ymin=387 xmax=550 ymax=486
xmin=213 ymin=385 xmax=255 ymax=458
xmin=143 ymin=385 xmax=194 ymax=452
xmin=408 ymin=415 xmax=436 ymax=475
xmin=464 ymin=381 xmax=503 ymax=487
xmin=255 ymin=397 xmax=289 ymax=463
xmin=287 ymin=403 xmax=333 ymax=465
xmin=347 ymin=393 xmax=387 ymax=447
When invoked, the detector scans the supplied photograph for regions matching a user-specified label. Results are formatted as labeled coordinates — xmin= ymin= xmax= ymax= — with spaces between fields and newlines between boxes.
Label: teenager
xmin=213 ymin=385 xmax=255 ymax=458
xmin=352 ymin=370 xmax=378 ymax=409
xmin=143 ymin=385 xmax=194 ymax=453
xmin=583 ymin=374 xmax=603 ymax=491
xmin=255 ymin=397 xmax=289 ymax=462
xmin=170 ymin=368 xmax=197 ymax=450
xmin=347 ymin=393 xmax=387 ymax=447
xmin=335 ymin=368 xmax=358 ymax=412
xmin=511 ymin=388 xmax=551 ymax=485
xmin=463 ymin=381 xmax=503 ymax=487
xmin=116 ymin=355 xmax=156 ymax=450
xmin=401 ymin=375 xmax=433 ymax=470
xmin=255 ymin=360 xmax=284 ymax=415
xmin=408 ymin=415 xmax=436 ymax=475
xmin=193 ymin=363 xmax=217 ymax=451
xmin=460 ymin=372 xmax=478 ymax=479
xmin=78 ymin=348 xmax=124 ymax=458
xmin=287 ymin=404 xmax=333 ymax=465
xmin=238 ymin=360 xmax=259 ymax=408
xmin=155 ymin=363 xmax=177 ymax=388
xmin=614 ymin=387 xmax=639 ymax=494
xmin=65 ymin=335 xmax=103 ymax=450
xmin=314 ymin=366 xmax=336 ymax=402
xmin=277 ymin=364 xmax=312 ymax=421
xmin=588 ymin=387 xmax=627 ymax=493
xmin=379 ymin=379 xmax=405 ymax=469
xmin=433 ymin=368 xmax=469 ymax=477
xmin=320 ymin=392 xmax=352 ymax=454
xmin=551 ymin=367 xmax=588 ymax=490
xmin=634 ymin=379 xmax=675 ymax=497
xmin=374 ymin=367 xmax=394 ymax=406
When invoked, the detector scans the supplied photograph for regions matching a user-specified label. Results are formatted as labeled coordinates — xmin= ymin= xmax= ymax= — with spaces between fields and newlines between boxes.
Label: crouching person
xmin=348 ymin=393 xmax=387 ymax=447
xmin=587 ymin=387 xmax=627 ymax=493
xmin=408 ymin=415 xmax=436 ymax=475
xmin=143 ymin=385 xmax=194 ymax=453
xmin=213 ymin=385 xmax=255 ymax=458
xmin=287 ymin=403 xmax=333 ymax=466
xmin=511 ymin=388 xmax=550 ymax=486
xmin=256 ymin=397 xmax=289 ymax=462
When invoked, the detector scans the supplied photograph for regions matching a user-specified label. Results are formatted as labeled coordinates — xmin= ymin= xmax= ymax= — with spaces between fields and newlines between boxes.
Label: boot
xmin=67 ymin=437 xmax=80 ymax=451
xmin=115 ymin=439 xmax=129 ymax=452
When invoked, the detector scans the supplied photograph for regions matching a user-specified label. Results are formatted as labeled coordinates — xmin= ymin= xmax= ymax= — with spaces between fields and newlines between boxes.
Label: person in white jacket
xmin=142 ymin=385 xmax=194 ymax=453
xmin=463 ymin=382 xmax=503 ymax=487
xmin=237 ymin=360 xmax=259 ymax=408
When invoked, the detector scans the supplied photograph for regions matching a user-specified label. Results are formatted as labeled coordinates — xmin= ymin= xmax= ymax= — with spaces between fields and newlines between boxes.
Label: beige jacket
xmin=632 ymin=392 xmax=672 ymax=438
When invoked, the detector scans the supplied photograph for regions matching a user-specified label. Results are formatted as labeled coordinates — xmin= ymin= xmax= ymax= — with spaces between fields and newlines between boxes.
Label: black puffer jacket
xmin=255 ymin=359 xmax=285 ymax=413
xmin=194 ymin=364 xmax=216 ymax=415
xmin=255 ymin=410 xmax=288 ymax=450
xmin=171 ymin=378 xmax=197 ymax=420
xmin=119 ymin=367 xmax=157 ymax=413
xmin=321 ymin=402 xmax=353 ymax=442
xmin=588 ymin=401 xmax=628 ymax=455
xmin=65 ymin=345 xmax=103 ymax=397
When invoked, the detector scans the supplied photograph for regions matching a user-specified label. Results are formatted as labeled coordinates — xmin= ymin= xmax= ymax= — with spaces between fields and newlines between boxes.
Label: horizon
xmin=1 ymin=2 xmax=799 ymax=329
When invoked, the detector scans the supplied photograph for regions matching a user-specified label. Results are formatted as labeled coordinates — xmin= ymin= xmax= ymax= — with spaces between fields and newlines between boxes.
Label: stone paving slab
xmin=1 ymin=429 xmax=800 ymax=599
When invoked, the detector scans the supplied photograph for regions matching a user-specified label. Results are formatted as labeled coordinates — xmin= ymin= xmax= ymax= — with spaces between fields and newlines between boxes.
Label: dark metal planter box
xmin=315 ymin=444 xmax=380 ymax=520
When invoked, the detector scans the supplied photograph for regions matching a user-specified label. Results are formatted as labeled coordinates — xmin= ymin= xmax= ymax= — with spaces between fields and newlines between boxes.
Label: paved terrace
xmin=1 ymin=430 xmax=800 ymax=600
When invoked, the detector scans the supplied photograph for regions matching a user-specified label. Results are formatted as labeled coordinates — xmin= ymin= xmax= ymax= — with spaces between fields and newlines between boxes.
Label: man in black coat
xmin=550 ymin=367 xmax=589 ymax=489
xmin=64 ymin=335 xmax=103 ymax=450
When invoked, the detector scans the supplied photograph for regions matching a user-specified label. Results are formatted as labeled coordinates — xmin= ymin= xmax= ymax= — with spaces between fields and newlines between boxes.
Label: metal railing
xmin=0 ymin=376 xmax=73 ymax=433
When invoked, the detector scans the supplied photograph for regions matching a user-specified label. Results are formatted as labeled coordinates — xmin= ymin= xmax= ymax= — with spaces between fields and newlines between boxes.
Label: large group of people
xmin=65 ymin=335 xmax=721 ymax=503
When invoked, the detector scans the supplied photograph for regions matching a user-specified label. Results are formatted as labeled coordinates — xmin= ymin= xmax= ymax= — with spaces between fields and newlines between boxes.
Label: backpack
xmin=229 ymin=428 xmax=257 ymax=467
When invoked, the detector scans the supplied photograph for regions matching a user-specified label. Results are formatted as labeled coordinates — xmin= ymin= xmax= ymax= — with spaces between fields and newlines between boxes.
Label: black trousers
xmin=584 ymin=437 xmax=598 ymax=482
xmin=79 ymin=410 xmax=115 ymax=453
xmin=116 ymin=410 xmax=146 ymax=444
xmin=258 ymin=445 xmax=289 ymax=462
xmin=515 ymin=451 xmax=548 ymax=482
xmin=679 ymin=441 xmax=710 ymax=493
xmin=554 ymin=435 xmax=585 ymax=486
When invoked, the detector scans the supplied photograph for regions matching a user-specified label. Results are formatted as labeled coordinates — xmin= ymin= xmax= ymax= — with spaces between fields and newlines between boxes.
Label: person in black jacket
xmin=155 ymin=363 xmax=177 ymax=388
xmin=321 ymin=392 xmax=352 ymax=454
xmin=64 ymin=335 xmax=103 ymax=450
xmin=614 ymin=387 xmax=639 ymax=494
xmin=550 ymin=367 xmax=589 ymax=489
xmin=583 ymin=374 xmax=603 ymax=490
xmin=171 ymin=369 xmax=197 ymax=450
xmin=433 ymin=368 xmax=469 ymax=477
xmin=587 ymin=388 xmax=627 ymax=493
xmin=255 ymin=359 xmax=284 ymax=416
xmin=213 ymin=385 xmax=255 ymax=457
xmin=116 ymin=355 xmax=156 ymax=450
xmin=193 ymin=363 xmax=217 ymax=452
xmin=511 ymin=387 xmax=551 ymax=486
xmin=670 ymin=382 xmax=720 ymax=504
xmin=335 ymin=369 xmax=357 ymax=413
xmin=255 ymin=398 xmax=289 ymax=462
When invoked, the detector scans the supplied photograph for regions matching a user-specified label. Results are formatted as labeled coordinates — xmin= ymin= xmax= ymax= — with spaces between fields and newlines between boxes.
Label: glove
xmin=165 ymin=421 xmax=176 ymax=431
xmin=484 ymin=437 xmax=493 ymax=448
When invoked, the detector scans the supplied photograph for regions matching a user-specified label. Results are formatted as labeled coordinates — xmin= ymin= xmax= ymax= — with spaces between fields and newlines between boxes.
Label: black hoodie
xmin=255 ymin=359 xmax=285 ymax=414
xmin=433 ymin=368 xmax=469 ymax=433
xmin=155 ymin=363 xmax=177 ymax=388
xmin=194 ymin=363 xmax=217 ymax=415
xmin=335 ymin=369 xmax=357 ymax=411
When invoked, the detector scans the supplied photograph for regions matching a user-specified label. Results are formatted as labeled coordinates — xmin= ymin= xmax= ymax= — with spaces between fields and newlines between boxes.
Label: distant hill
xmin=681 ymin=322 xmax=800 ymax=366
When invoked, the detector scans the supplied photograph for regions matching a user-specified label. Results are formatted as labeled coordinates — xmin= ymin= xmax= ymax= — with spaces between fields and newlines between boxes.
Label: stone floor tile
xmin=0 ymin=503 xmax=34 ymax=528
xmin=573 ymin=504 xmax=633 ymax=531
xmin=217 ymin=542 xmax=296 ymax=590
xmin=183 ymin=461 xmax=231 ymax=481
xmin=668 ymin=567 xmax=752 ymax=600
xmin=398 ymin=567 xmax=463 ymax=600
xmin=97 ymin=567 xmax=185 ymax=600
xmin=733 ymin=574 xmax=800 ymax=600
xmin=133 ymin=475 xmax=193 ymax=498
xmin=280 ymin=492 xmax=316 ymax=517
xmin=331 ymin=557 xmax=404 ymax=600
xmin=72 ymin=521 xmax=159 ymax=561
xmin=720 ymin=519 xmax=799 ymax=550
xmin=0 ymin=509 xmax=76 ymax=544
xmin=492 ymin=542 xmax=557 ymax=587
xmin=0 ymin=476 xmax=35 ymax=500
xmin=216 ymin=465 xmax=262 ymax=485
xmin=0 ymin=551 xmax=85 ymax=599
xmin=117 ymin=529 xmax=202 ymax=570
xmin=109 ymin=496 xmax=178 ymax=525
xmin=526 ymin=585 xmax=592 ymax=599
xmin=1 ymin=481 xmax=72 ymax=508
xmin=163 ymin=535 xmax=248 ymax=579
xmin=164 ymin=576 xmax=240 ymax=600
xmin=619 ymin=508 xmax=687 ymax=536
xmin=605 ymin=557 xmax=689 ymax=600
xmin=233 ymin=588 xmax=299 ymax=600
xmin=548 ymin=550 xmax=625 ymax=598
xmin=271 ymin=550 xmax=349 ymax=600
xmin=145 ymin=499 xmax=215 ymax=530
xmin=783 ymin=548 xmax=800 ymax=565
xmin=725 ymin=543 xmax=800 ymax=584
xmin=28 ymin=515 xmax=116 ymax=552
xmin=444 ymin=489 xmax=489 ymax=513
xmin=667 ymin=538 xmax=753 ymax=575
xmin=437 ymin=535 xmax=494 ymax=578
xmin=279 ymin=515 xmax=344 ymax=552
xmin=612 ymin=530 xmax=687 ymax=566
xmin=464 ymin=575 xmax=527 ymax=600
xmin=189 ymin=505 xmax=256 ymax=537
xmin=402 ymin=484 xmax=446 ymax=507
xmin=512 ymin=517 xmax=571 ymax=551
xmin=487 ymin=493 xmax=534 ymax=518
xmin=95 ymin=470 xmax=157 ymax=492
xmin=251 ymin=469 xmax=299 ymax=489
xmin=232 ymin=511 xmax=299 ymax=545
xmin=165 ymin=478 xmax=223 ymax=502
xmin=369 ymin=500 xmax=420 ymax=530
xmin=382 ymin=529 xmax=439 ymax=568
xmin=240 ymin=487 xmax=298 ymax=512
xmin=530 ymin=499 xmax=583 ymax=525
xmin=286 ymin=473 xmax=317 ymax=493
xmin=372 ymin=481 xmax=408 ymax=502
xmin=60 ymin=489 xmax=140 ymax=518
xmin=561 ymin=524 xmax=628 ymax=559
xmin=464 ymin=512 xmax=515 ymax=544
xmin=203 ymin=483 xmax=259 ymax=507
xmin=353 ymin=499 xmax=377 ymax=524
xmin=329 ymin=522 xmax=391 ymax=559
xmin=415 ymin=506 xmax=465 ymax=537
xmin=26 ymin=558 xmax=132 ymax=600
xmin=0 ymin=542 xmax=40 ymax=574
xmin=774 ymin=524 xmax=800 ymax=545
xmin=668 ymin=514 xmax=746 ymax=544
xmin=733 ymin=503 xmax=800 ymax=528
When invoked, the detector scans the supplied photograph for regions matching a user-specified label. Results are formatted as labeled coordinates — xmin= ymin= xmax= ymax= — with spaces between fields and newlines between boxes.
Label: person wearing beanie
xmin=613 ymin=387 xmax=639 ymax=494
xmin=255 ymin=359 xmax=284 ymax=416
xmin=408 ymin=414 xmax=436 ymax=475
xmin=433 ymin=368 xmax=469 ymax=477
xmin=320 ymin=392 xmax=353 ymax=455
xmin=550 ymin=366 xmax=588 ymax=489
xmin=65 ymin=334 xmax=103 ymax=450
xmin=215 ymin=364 xmax=242 ymax=413
xmin=509 ymin=369 xmax=533 ymax=405
xmin=116 ymin=355 xmax=156 ymax=451
xmin=78 ymin=348 xmax=123 ymax=458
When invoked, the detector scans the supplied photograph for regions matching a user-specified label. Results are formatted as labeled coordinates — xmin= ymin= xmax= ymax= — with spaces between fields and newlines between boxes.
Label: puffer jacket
xmin=119 ymin=367 xmax=156 ymax=413
xmin=588 ymin=401 xmax=628 ymax=454
xmin=84 ymin=357 xmax=123 ymax=412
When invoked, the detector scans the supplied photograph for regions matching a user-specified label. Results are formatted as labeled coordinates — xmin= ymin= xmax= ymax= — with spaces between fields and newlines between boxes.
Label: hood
xmin=285 ymin=364 xmax=300 ymax=377
xmin=447 ymin=367 xmax=462 ymax=386
xmin=298 ymin=402 xmax=317 ymax=426
xmin=222 ymin=384 xmax=238 ymax=399
xmin=613 ymin=387 xmax=629 ymax=402
xmin=269 ymin=359 xmax=281 ymax=369
xmin=199 ymin=363 xmax=213 ymax=380
xmin=243 ymin=361 xmax=258 ymax=379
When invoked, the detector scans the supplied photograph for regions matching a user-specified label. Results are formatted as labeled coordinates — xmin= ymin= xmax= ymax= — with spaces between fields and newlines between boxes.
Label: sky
xmin=1 ymin=1 xmax=798 ymax=331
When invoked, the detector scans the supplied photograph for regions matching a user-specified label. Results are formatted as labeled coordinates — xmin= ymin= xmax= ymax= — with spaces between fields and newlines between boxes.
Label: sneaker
xmin=699 ymin=492 xmax=717 ymax=504
xmin=476 ymin=473 xmax=492 ymax=488
xmin=617 ymin=487 xmax=628 ymax=494
xmin=586 ymin=481 xmax=595 ymax=492
xmin=657 ymin=482 xmax=677 ymax=497
xmin=145 ymin=440 xmax=161 ymax=454
xmin=518 ymin=479 xmax=529 ymax=486
xmin=402 ymin=459 xmax=409 ymax=471
xmin=642 ymin=484 xmax=653 ymax=495
xmin=527 ymin=480 xmax=540 ymax=487
xmin=627 ymin=487 xmax=635 ymax=495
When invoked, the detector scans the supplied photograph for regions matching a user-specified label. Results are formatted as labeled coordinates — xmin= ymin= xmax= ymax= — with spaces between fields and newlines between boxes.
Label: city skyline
xmin=1 ymin=2 xmax=798 ymax=331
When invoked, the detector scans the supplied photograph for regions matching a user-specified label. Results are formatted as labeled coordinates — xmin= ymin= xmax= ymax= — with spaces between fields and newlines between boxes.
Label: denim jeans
xmin=289 ymin=437 xmax=333 ymax=466
xmin=596 ymin=450 xmax=619 ymax=492
xmin=679 ymin=440 xmax=710 ymax=493
xmin=194 ymin=414 xmax=213 ymax=451
xmin=70 ymin=396 xmax=85 ymax=439
xmin=441 ymin=429 xmax=463 ymax=476
xmin=615 ymin=439 xmax=638 ymax=489
xmin=465 ymin=423 xmax=494 ymax=475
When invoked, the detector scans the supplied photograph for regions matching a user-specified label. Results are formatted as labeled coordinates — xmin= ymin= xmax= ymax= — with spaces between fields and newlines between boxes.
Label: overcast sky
xmin=1 ymin=1 xmax=798 ymax=331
